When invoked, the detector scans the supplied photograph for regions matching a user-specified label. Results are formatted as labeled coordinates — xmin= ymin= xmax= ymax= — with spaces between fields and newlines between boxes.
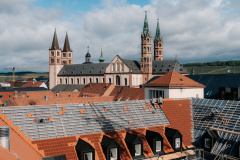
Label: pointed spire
xmin=99 ymin=47 xmax=105 ymax=63
xmin=51 ymin=28 xmax=60 ymax=50
xmin=143 ymin=11 xmax=150 ymax=36
xmin=155 ymin=19 xmax=162 ymax=41
xmin=63 ymin=31 xmax=71 ymax=52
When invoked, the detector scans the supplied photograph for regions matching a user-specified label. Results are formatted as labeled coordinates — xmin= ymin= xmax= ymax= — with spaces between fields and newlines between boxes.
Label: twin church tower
xmin=141 ymin=11 xmax=163 ymax=83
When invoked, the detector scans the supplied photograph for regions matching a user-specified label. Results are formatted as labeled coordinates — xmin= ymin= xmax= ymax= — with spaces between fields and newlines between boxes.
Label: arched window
xmin=83 ymin=78 xmax=86 ymax=84
xmin=147 ymin=47 xmax=149 ymax=52
xmin=109 ymin=78 xmax=111 ymax=83
xmin=71 ymin=78 xmax=73 ymax=84
xmin=117 ymin=62 xmax=119 ymax=71
xmin=65 ymin=78 xmax=68 ymax=84
xmin=112 ymin=64 xmax=115 ymax=72
xmin=116 ymin=75 xmax=120 ymax=86
xmin=90 ymin=78 xmax=92 ymax=83
xmin=125 ymin=78 xmax=127 ymax=86
xmin=77 ymin=78 xmax=80 ymax=84
xmin=144 ymin=47 xmax=146 ymax=52
xmin=96 ymin=78 xmax=98 ymax=83
xmin=121 ymin=63 xmax=124 ymax=71
xmin=60 ymin=78 xmax=62 ymax=84
xmin=103 ymin=78 xmax=105 ymax=83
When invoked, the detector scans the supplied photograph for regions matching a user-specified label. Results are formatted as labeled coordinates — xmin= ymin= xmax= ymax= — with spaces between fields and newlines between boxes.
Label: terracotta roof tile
xmin=145 ymin=71 xmax=205 ymax=87
xmin=161 ymin=99 xmax=193 ymax=146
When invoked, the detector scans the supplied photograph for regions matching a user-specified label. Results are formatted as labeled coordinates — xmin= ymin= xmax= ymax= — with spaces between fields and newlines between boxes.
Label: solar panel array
xmin=192 ymin=98 xmax=240 ymax=133
xmin=0 ymin=100 xmax=169 ymax=141
xmin=193 ymin=98 xmax=240 ymax=156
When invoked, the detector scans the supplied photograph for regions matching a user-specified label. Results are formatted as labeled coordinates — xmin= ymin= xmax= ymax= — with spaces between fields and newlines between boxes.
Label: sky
xmin=0 ymin=0 xmax=240 ymax=72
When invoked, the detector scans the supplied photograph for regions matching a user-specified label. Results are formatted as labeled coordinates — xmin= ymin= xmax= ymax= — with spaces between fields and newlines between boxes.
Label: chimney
xmin=0 ymin=126 xmax=10 ymax=150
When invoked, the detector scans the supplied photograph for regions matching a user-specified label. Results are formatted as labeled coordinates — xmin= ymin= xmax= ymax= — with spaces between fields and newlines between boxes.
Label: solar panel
xmin=0 ymin=100 xmax=170 ymax=140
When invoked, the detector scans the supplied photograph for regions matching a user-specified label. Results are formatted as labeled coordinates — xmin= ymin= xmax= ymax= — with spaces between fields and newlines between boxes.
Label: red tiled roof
xmin=145 ymin=71 xmax=205 ymax=87
xmin=22 ymin=81 xmax=43 ymax=87
xmin=0 ymin=119 xmax=42 ymax=160
xmin=161 ymin=99 xmax=193 ymax=146
xmin=0 ymin=146 xmax=18 ymax=160
xmin=110 ymin=86 xmax=144 ymax=101
xmin=79 ymin=83 xmax=112 ymax=97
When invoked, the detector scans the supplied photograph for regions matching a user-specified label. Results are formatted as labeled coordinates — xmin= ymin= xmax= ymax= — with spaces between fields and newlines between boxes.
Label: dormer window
xmin=156 ymin=141 xmax=161 ymax=152
xmin=84 ymin=152 xmax=92 ymax=160
xmin=110 ymin=148 xmax=117 ymax=160
xmin=135 ymin=144 xmax=141 ymax=156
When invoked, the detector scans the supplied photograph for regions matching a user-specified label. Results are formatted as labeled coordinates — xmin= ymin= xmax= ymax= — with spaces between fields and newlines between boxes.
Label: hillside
xmin=184 ymin=60 xmax=240 ymax=75
xmin=0 ymin=72 xmax=48 ymax=81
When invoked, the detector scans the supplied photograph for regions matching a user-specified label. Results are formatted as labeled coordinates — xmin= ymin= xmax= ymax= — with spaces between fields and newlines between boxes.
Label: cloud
xmin=1 ymin=0 xmax=240 ymax=73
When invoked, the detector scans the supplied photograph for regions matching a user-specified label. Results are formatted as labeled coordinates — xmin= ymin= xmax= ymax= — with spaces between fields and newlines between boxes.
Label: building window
xmin=147 ymin=47 xmax=149 ymax=52
xmin=125 ymin=78 xmax=127 ymax=86
xmin=149 ymin=90 xmax=164 ymax=99
xmin=90 ymin=78 xmax=92 ymax=83
xmin=57 ymin=51 xmax=60 ymax=56
xmin=156 ymin=141 xmax=161 ymax=152
xmin=57 ymin=59 xmax=60 ymax=63
xmin=65 ymin=78 xmax=68 ymax=84
xmin=71 ymin=78 xmax=73 ymax=84
xmin=135 ymin=144 xmax=141 ymax=156
xmin=175 ymin=138 xmax=181 ymax=149
xmin=116 ymin=75 xmax=120 ymax=86
xmin=109 ymin=78 xmax=111 ymax=83
xmin=8 ymin=95 xmax=11 ymax=99
xmin=63 ymin=53 xmax=66 ymax=57
xmin=51 ymin=58 xmax=54 ymax=63
xmin=84 ymin=152 xmax=92 ymax=160
xmin=144 ymin=47 xmax=146 ymax=52
xmin=60 ymin=78 xmax=62 ymax=84
xmin=96 ymin=78 xmax=98 ymax=83
xmin=77 ymin=78 xmax=80 ymax=84
xmin=0 ymin=95 xmax=3 ymax=99
xmin=159 ymin=43 xmax=161 ymax=47
xmin=51 ymin=51 xmax=54 ymax=56
xmin=117 ymin=62 xmax=119 ymax=71
xmin=69 ymin=53 xmax=71 ymax=57
xmin=147 ymin=38 xmax=149 ymax=42
xmin=103 ymin=78 xmax=104 ymax=83
xmin=83 ymin=78 xmax=86 ymax=84
xmin=205 ymin=138 xmax=210 ymax=149
xmin=110 ymin=148 xmax=117 ymax=160
xmin=63 ymin=61 xmax=67 ymax=65
xmin=121 ymin=63 xmax=124 ymax=71
xmin=112 ymin=64 xmax=115 ymax=72
xmin=69 ymin=60 xmax=71 ymax=64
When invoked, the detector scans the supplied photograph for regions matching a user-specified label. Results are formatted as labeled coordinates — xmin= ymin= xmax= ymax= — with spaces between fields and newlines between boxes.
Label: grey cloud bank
xmin=0 ymin=0 xmax=240 ymax=72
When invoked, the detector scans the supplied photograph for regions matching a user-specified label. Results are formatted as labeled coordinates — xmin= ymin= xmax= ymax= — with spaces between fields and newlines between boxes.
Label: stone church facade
xmin=49 ymin=12 xmax=188 ymax=89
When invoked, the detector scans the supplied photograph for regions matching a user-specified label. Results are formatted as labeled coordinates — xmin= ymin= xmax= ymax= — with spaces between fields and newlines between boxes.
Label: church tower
xmin=154 ymin=19 xmax=163 ymax=61
xmin=49 ymin=29 xmax=62 ymax=89
xmin=140 ymin=11 xmax=152 ymax=83
xmin=85 ymin=46 xmax=91 ymax=63
xmin=62 ymin=32 xmax=73 ymax=65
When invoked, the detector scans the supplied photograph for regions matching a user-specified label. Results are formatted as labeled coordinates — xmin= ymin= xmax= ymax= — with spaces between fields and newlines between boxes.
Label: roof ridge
xmin=169 ymin=71 xmax=174 ymax=85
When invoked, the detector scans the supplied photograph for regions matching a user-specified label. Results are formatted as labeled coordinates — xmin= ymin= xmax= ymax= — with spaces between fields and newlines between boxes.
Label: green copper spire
xmin=143 ymin=11 xmax=150 ymax=36
xmin=155 ymin=19 xmax=162 ymax=41
xmin=99 ymin=47 xmax=105 ymax=63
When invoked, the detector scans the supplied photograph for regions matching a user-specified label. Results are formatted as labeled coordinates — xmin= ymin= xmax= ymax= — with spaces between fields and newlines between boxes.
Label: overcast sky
xmin=1 ymin=0 xmax=240 ymax=72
